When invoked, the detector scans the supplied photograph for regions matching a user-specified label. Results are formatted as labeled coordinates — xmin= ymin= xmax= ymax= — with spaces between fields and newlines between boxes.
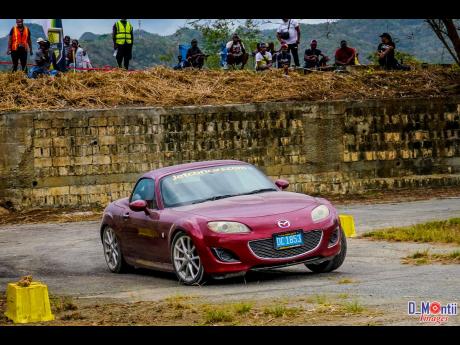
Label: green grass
xmin=342 ymin=300 xmax=365 ymax=314
xmin=50 ymin=296 xmax=78 ymax=313
xmin=402 ymin=249 xmax=460 ymax=265
xmin=232 ymin=302 xmax=252 ymax=315
xmin=263 ymin=305 xmax=301 ymax=318
xmin=204 ymin=309 xmax=234 ymax=324
xmin=362 ymin=218 xmax=460 ymax=244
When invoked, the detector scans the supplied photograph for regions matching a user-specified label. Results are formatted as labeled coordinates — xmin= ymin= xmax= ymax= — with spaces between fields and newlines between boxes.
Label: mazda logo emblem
xmin=277 ymin=220 xmax=290 ymax=228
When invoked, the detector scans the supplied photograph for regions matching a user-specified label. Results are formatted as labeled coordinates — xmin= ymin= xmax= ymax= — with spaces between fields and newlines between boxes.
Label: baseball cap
xmin=380 ymin=32 xmax=392 ymax=40
xmin=36 ymin=37 xmax=45 ymax=43
xmin=259 ymin=42 xmax=267 ymax=48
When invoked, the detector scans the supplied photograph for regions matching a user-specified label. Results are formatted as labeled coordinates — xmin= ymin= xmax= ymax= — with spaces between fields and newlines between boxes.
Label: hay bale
xmin=0 ymin=66 xmax=458 ymax=112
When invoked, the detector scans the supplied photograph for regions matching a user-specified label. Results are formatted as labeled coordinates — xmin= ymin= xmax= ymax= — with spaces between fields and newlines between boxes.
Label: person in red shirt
xmin=334 ymin=40 xmax=356 ymax=66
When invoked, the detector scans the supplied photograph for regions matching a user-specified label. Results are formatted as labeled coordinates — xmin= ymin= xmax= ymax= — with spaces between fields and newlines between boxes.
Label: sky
xmin=0 ymin=19 xmax=330 ymax=38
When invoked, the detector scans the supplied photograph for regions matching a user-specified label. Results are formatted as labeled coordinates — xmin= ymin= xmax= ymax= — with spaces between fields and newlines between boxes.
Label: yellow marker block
xmin=339 ymin=214 xmax=357 ymax=238
xmin=4 ymin=282 xmax=54 ymax=324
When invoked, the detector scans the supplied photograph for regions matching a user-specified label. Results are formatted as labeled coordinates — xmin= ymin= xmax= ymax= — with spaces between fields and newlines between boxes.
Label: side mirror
xmin=129 ymin=199 xmax=147 ymax=211
xmin=275 ymin=179 xmax=289 ymax=190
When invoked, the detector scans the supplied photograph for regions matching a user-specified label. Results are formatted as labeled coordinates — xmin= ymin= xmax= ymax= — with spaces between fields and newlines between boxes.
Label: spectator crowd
xmin=6 ymin=18 xmax=410 ymax=78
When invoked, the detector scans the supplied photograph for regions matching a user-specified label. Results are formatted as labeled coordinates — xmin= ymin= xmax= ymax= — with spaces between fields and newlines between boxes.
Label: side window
xmin=130 ymin=178 xmax=156 ymax=209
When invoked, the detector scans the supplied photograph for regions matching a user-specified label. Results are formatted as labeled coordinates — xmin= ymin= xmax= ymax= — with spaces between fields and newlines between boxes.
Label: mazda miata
xmin=100 ymin=160 xmax=347 ymax=285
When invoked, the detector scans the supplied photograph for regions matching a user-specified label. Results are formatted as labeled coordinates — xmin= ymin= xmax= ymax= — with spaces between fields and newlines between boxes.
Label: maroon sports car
xmin=100 ymin=160 xmax=346 ymax=285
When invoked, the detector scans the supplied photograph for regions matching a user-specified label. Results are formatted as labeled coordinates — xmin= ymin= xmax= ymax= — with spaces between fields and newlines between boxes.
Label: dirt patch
xmin=0 ymin=207 xmax=103 ymax=226
xmin=0 ymin=66 xmax=458 ymax=112
xmin=0 ymin=293 xmax=386 ymax=326
xmin=323 ymin=185 xmax=460 ymax=206
xmin=1 ymin=186 xmax=459 ymax=226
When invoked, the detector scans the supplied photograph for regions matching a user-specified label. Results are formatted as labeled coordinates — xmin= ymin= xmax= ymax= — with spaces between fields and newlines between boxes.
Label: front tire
xmin=306 ymin=228 xmax=347 ymax=273
xmin=102 ymin=226 xmax=130 ymax=273
xmin=171 ymin=231 xmax=206 ymax=285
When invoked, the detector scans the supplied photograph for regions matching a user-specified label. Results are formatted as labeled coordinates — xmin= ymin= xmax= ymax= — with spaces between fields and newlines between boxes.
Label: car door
xmin=123 ymin=178 xmax=164 ymax=264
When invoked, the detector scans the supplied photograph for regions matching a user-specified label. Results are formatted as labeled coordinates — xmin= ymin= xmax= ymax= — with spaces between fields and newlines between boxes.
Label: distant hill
xmin=0 ymin=20 xmax=454 ymax=71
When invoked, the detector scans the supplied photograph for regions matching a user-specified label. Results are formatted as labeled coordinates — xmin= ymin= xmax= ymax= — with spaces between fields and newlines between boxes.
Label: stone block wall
xmin=1 ymin=97 xmax=459 ymax=209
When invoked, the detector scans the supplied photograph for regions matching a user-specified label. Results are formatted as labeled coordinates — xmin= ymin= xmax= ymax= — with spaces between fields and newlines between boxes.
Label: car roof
xmin=141 ymin=160 xmax=250 ymax=180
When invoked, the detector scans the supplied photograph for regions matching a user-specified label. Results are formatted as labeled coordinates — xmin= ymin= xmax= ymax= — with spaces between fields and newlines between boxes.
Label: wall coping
xmin=1 ymin=96 xmax=459 ymax=117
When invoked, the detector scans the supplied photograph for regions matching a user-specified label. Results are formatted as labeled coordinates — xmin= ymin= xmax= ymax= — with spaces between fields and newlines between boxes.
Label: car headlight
xmin=311 ymin=205 xmax=330 ymax=222
xmin=207 ymin=222 xmax=251 ymax=234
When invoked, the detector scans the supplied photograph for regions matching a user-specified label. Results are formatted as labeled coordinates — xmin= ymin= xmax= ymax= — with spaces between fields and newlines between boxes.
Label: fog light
xmin=211 ymin=248 xmax=240 ymax=263
xmin=328 ymin=227 xmax=340 ymax=247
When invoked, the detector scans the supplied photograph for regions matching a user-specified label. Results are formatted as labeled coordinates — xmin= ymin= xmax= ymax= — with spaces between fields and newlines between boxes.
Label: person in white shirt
xmin=226 ymin=33 xmax=249 ymax=69
xmin=69 ymin=39 xmax=92 ymax=71
xmin=255 ymin=43 xmax=272 ymax=71
xmin=276 ymin=19 xmax=301 ymax=67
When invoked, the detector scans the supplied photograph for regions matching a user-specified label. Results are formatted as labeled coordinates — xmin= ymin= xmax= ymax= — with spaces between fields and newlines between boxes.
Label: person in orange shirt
xmin=7 ymin=19 xmax=33 ymax=72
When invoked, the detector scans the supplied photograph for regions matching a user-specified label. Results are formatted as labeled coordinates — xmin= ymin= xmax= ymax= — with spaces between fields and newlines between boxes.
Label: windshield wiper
xmin=190 ymin=194 xmax=237 ymax=204
xmin=240 ymin=188 xmax=277 ymax=196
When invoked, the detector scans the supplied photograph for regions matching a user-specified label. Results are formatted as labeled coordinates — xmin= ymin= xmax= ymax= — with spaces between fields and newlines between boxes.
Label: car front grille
xmin=248 ymin=230 xmax=323 ymax=259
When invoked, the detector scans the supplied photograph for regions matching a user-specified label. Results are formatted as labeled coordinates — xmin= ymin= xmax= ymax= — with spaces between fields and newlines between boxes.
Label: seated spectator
xmin=255 ymin=42 xmax=272 ymax=71
xmin=376 ymin=32 xmax=398 ymax=70
xmin=173 ymin=55 xmax=190 ymax=70
xmin=186 ymin=39 xmax=206 ymax=69
xmin=226 ymin=33 xmax=249 ymax=70
xmin=68 ymin=39 xmax=92 ymax=70
xmin=28 ymin=38 xmax=57 ymax=78
xmin=335 ymin=40 xmax=356 ymax=66
xmin=276 ymin=43 xmax=291 ymax=75
xmin=304 ymin=39 xmax=329 ymax=69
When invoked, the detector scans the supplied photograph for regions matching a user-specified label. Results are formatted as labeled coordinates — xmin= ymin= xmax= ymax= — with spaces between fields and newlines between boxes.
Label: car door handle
xmin=123 ymin=212 xmax=130 ymax=220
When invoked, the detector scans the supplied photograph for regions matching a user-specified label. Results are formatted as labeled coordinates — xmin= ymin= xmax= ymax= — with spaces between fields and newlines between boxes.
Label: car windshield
xmin=160 ymin=164 xmax=278 ymax=208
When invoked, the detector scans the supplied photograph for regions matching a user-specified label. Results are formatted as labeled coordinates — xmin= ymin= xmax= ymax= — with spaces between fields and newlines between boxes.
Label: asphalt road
xmin=1 ymin=197 xmax=459 ymax=325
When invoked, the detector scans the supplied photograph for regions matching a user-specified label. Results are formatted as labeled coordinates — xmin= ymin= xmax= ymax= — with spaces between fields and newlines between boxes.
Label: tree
xmin=426 ymin=19 xmax=460 ymax=65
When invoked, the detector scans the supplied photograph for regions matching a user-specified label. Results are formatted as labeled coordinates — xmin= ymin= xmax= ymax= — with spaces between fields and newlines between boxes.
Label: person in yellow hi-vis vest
xmin=112 ymin=19 xmax=133 ymax=70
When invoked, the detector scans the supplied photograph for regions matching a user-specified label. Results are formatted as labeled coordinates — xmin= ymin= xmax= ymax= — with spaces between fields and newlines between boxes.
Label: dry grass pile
xmin=0 ymin=66 xmax=459 ymax=112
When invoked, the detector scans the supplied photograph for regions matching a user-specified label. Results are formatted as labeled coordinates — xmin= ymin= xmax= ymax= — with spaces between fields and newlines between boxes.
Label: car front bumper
xmin=196 ymin=217 xmax=343 ymax=275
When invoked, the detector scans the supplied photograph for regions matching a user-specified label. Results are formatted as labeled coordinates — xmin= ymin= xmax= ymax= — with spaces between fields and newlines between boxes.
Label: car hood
xmin=172 ymin=191 xmax=320 ymax=218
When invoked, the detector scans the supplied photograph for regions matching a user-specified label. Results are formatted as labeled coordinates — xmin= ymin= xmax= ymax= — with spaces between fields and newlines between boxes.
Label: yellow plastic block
xmin=339 ymin=214 xmax=357 ymax=238
xmin=4 ymin=282 xmax=54 ymax=324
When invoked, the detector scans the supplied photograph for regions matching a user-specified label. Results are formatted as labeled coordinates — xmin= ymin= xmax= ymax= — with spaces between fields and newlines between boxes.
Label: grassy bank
xmin=362 ymin=218 xmax=460 ymax=244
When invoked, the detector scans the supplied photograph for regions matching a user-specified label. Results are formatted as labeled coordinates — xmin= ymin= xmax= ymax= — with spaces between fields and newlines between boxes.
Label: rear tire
xmin=306 ymin=229 xmax=347 ymax=273
xmin=171 ymin=231 xmax=207 ymax=286
xmin=102 ymin=226 xmax=130 ymax=273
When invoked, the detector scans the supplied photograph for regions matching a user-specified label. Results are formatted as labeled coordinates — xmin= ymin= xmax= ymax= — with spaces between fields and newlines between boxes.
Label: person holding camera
xmin=276 ymin=19 xmax=301 ymax=67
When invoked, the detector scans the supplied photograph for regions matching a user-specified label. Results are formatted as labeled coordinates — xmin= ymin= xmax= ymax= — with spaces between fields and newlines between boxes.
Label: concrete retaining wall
xmin=1 ymin=97 xmax=459 ymax=209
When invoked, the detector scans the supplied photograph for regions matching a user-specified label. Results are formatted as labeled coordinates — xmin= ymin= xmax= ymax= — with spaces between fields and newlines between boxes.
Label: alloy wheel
xmin=173 ymin=234 xmax=202 ymax=284
xmin=103 ymin=227 xmax=121 ymax=271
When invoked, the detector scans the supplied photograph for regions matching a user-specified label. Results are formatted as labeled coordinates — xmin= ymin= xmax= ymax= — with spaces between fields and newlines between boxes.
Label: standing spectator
xmin=304 ymin=39 xmax=329 ymax=69
xmin=377 ymin=32 xmax=398 ymax=70
xmin=186 ymin=39 xmax=206 ymax=69
xmin=276 ymin=19 xmax=301 ymax=67
xmin=334 ymin=40 xmax=356 ymax=66
xmin=255 ymin=43 xmax=272 ymax=71
xmin=113 ymin=19 xmax=134 ymax=70
xmin=6 ymin=19 xmax=33 ymax=72
xmin=63 ymin=35 xmax=71 ymax=68
xmin=226 ymin=33 xmax=249 ymax=70
xmin=276 ymin=43 xmax=291 ymax=75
